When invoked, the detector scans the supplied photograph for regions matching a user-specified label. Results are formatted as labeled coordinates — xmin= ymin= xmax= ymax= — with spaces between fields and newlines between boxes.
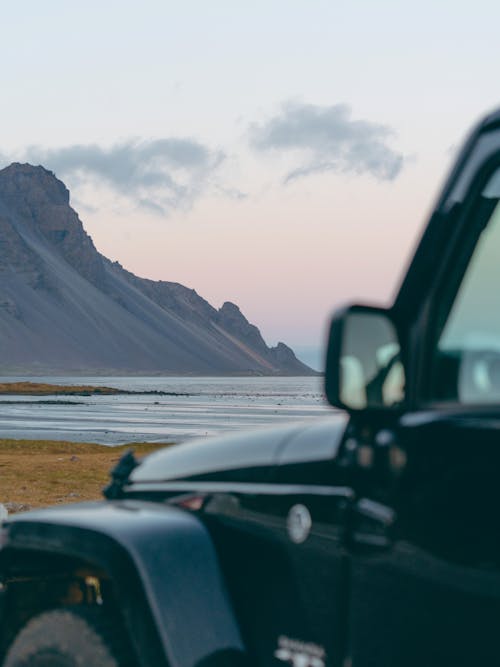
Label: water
xmin=0 ymin=376 xmax=332 ymax=445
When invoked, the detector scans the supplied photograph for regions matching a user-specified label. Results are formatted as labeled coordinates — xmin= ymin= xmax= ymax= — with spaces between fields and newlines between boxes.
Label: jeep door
xmin=345 ymin=118 xmax=500 ymax=666
xmin=206 ymin=421 xmax=352 ymax=667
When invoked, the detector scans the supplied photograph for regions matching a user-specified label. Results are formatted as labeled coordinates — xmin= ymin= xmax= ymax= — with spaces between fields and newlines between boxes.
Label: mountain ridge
xmin=0 ymin=162 xmax=315 ymax=375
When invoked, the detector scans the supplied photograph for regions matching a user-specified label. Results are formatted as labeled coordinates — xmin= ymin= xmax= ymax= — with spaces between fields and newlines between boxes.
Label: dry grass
xmin=0 ymin=382 xmax=121 ymax=395
xmin=0 ymin=439 xmax=172 ymax=512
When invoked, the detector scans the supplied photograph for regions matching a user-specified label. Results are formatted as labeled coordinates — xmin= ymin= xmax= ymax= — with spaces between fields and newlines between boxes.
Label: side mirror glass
xmin=325 ymin=305 xmax=406 ymax=411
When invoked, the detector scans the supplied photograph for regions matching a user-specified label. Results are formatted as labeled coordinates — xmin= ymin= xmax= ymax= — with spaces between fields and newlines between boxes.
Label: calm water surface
xmin=0 ymin=376 xmax=331 ymax=445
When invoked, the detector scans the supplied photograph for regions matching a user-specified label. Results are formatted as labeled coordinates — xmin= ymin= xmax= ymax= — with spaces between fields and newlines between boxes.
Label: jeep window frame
xmin=415 ymin=150 xmax=500 ymax=410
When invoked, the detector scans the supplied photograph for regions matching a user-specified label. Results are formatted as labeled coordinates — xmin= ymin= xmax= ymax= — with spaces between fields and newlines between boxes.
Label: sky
xmin=1 ymin=1 xmax=499 ymax=370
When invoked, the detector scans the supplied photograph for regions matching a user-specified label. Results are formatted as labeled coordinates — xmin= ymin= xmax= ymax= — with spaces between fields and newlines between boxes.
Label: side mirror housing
xmin=325 ymin=304 xmax=406 ymax=412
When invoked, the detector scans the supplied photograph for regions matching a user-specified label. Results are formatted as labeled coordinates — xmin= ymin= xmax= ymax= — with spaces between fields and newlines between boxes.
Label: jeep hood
xmin=128 ymin=415 xmax=348 ymax=486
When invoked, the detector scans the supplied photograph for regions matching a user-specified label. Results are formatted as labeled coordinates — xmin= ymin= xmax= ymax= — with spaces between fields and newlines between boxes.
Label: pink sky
xmin=2 ymin=1 xmax=498 ymax=368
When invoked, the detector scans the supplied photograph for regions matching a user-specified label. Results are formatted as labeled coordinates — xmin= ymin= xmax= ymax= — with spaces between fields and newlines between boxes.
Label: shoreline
xmin=0 ymin=382 xmax=191 ymax=397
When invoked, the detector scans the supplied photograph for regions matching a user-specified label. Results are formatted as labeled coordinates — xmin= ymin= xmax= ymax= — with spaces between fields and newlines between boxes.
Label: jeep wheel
xmin=3 ymin=607 xmax=132 ymax=667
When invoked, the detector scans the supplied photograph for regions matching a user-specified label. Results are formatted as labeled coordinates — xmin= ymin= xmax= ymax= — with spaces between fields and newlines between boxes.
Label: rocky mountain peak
xmin=0 ymin=163 xmax=105 ymax=288
xmin=217 ymin=301 xmax=269 ymax=351
xmin=219 ymin=301 xmax=244 ymax=319
xmin=0 ymin=163 xmax=315 ymax=375
xmin=0 ymin=163 xmax=69 ymax=208
xmin=270 ymin=342 xmax=301 ymax=365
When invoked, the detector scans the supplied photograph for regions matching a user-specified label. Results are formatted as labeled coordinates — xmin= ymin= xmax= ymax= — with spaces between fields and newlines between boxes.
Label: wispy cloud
xmin=250 ymin=102 xmax=405 ymax=183
xmin=213 ymin=184 xmax=248 ymax=201
xmin=12 ymin=138 xmax=225 ymax=215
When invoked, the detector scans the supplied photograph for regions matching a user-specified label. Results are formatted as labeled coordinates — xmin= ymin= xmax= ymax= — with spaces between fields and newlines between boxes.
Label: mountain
xmin=0 ymin=163 xmax=315 ymax=375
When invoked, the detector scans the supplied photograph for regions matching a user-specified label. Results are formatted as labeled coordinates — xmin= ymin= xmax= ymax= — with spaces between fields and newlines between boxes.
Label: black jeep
xmin=1 ymin=110 xmax=500 ymax=667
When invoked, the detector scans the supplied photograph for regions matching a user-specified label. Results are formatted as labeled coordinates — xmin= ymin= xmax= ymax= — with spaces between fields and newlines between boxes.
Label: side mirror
xmin=325 ymin=305 xmax=406 ymax=411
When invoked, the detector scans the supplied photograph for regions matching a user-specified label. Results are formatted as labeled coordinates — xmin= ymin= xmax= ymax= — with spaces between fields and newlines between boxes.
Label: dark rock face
xmin=0 ymin=163 xmax=315 ymax=375
xmin=217 ymin=302 xmax=267 ymax=350
xmin=0 ymin=163 xmax=105 ymax=288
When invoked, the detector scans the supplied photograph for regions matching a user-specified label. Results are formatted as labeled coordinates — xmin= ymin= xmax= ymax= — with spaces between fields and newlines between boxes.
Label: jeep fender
xmin=0 ymin=501 xmax=246 ymax=667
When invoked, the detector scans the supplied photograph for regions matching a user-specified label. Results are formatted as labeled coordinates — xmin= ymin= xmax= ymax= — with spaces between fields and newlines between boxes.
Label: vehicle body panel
xmin=0 ymin=502 xmax=245 ymax=667
xmin=126 ymin=416 xmax=352 ymax=666
xmin=129 ymin=417 xmax=347 ymax=486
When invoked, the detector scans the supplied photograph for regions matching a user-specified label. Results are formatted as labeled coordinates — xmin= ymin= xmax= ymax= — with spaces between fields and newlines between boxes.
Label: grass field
xmin=0 ymin=439 xmax=172 ymax=513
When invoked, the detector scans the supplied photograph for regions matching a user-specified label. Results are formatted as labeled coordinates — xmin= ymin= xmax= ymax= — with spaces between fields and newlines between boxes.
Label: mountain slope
xmin=0 ymin=163 xmax=314 ymax=375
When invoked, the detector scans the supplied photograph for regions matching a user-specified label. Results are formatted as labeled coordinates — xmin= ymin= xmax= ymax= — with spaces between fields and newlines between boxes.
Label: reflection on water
xmin=0 ymin=376 xmax=331 ymax=445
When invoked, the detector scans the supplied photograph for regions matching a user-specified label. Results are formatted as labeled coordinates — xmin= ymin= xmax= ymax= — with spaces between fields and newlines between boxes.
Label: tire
xmin=3 ymin=607 xmax=133 ymax=667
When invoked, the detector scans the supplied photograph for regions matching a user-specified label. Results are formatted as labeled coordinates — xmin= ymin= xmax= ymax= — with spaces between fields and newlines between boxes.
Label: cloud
xmin=214 ymin=185 xmax=248 ymax=201
xmin=70 ymin=198 xmax=98 ymax=215
xmin=250 ymin=102 xmax=405 ymax=183
xmin=16 ymin=138 xmax=225 ymax=215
